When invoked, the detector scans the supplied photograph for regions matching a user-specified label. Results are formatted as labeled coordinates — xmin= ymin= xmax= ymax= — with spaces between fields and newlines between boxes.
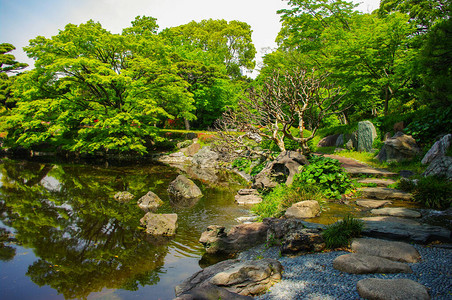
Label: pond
xmin=0 ymin=158 xmax=249 ymax=300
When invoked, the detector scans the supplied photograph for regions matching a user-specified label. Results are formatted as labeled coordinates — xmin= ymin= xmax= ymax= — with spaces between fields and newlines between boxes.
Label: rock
xmin=357 ymin=121 xmax=377 ymax=152
xmin=361 ymin=218 xmax=452 ymax=244
xmin=236 ymin=216 xmax=259 ymax=224
xmin=137 ymin=191 xmax=164 ymax=212
xmin=158 ymin=151 xmax=192 ymax=165
xmin=357 ymin=187 xmax=412 ymax=200
xmin=185 ymin=142 xmax=201 ymax=157
xmin=199 ymin=223 xmax=268 ymax=255
xmin=351 ymin=238 xmax=421 ymax=263
xmin=422 ymin=156 xmax=452 ymax=180
xmin=235 ymin=194 xmax=262 ymax=205
xmin=377 ymin=132 xmax=422 ymax=162
xmin=362 ymin=216 xmax=420 ymax=225
xmin=237 ymin=189 xmax=259 ymax=196
xmin=393 ymin=121 xmax=404 ymax=132
xmin=253 ymin=151 xmax=309 ymax=189
xmin=167 ymin=175 xmax=203 ymax=206
xmin=317 ymin=134 xmax=341 ymax=147
xmin=356 ymin=199 xmax=392 ymax=209
xmin=383 ymin=132 xmax=392 ymax=141
xmin=186 ymin=132 xmax=198 ymax=140
xmin=113 ymin=191 xmax=134 ymax=203
xmin=356 ymin=278 xmax=430 ymax=300
xmin=175 ymin=258 xmax=283 ymax=297
xmin=371 ymin=207 xmax=421 ymax=218
xmin=400 ymin=170 xmax=416 ymax=178
xmin=174 ymin=282 xmax=253 ymax=300
xmin=333 ymin=253 xmax=412 ymax=274
xmin=357 ymin=178 xmax=396 ymax=187
xmin=421 ymin=134 xmax=451 ymax=165
xmin=345 ymin=139 xmax=354 ymax=150
xmin=139 ymin=213 xmax=177 ymax=236
xmin=281 ymin=228 xmax=326 ymax=255
xmin=336 ymin=134 xmax=345 ymax=147
xmin=192 ymin=146 xmax=219 ymax=168
xmin=285 ymin=200 xmax=321 ymax=219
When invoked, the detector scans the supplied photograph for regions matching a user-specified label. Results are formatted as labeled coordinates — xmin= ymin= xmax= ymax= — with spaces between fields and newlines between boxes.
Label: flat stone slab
xmin=351 ymin=238 xmax=421 ymax=263
xmin=362 ymin=219 xmax=452 ymax=244
xmin=357 ymin=278 xmax=430 ymax=300
xmin=371 ymin=207 xmax=421 ymax=218
xmin=358 ymin=178 xmax=397 ymax=187
xmin=333 ymin=253 xmax=412 ymax=274
xmin=358 ymin=187 xmax=412 ymax=200
xmin=356 ymin=199 xmax=392 ymax=209
xmin=235 ymin=194 xmax=262 ymax=205
xmin=362 ymin=216 xmax=421 ymax=225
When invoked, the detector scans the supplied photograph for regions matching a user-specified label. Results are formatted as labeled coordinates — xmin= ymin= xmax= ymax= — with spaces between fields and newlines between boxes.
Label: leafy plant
xmin=295 ymin=155 xmax=353 ymax=199
xmin=322 ymin=216 xmax=364 ymax=249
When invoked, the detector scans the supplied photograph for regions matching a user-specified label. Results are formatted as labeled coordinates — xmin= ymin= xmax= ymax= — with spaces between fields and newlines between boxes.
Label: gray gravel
xmin=239 ymin=243 xmax=452 ymax=300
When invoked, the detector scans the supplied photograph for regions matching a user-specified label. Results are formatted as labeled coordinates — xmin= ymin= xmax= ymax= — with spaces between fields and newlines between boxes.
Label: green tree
xmin=4 ymin=20 xmax=195 ymax=154
xmin=0 ymin=43 xmax=28 ymax=110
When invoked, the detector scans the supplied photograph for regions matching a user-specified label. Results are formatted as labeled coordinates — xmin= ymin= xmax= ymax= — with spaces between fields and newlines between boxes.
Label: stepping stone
xmin=357 ymin=178 xmax=396 ymax=187
xmin=356 ymin=199 xmax=392 ymax=209
xmin=333 ymin=253 xmax=412 ymax=274
xmin=362 ymin=216 xmax=420 ymax=225
xmin=362 ymin=219 xmax=452 ymax=244
xmin=371 ymin=207 xmax=421 ymax=218
xmin=351 ymin=238 xmax=421 ymax=263
xmin=358 ymin=187 xmax=412 ymax=200
xmin=357 ymin=278 xmax=430 ymax=300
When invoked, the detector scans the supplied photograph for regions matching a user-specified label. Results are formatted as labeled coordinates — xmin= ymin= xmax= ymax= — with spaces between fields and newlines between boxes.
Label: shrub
xmin=252 ymin=184 xmax=324 ymax=219
xmin=322 ymin=216 xmax=364 ymax=249
xmin=412 ymin=176 xmax=452 ymax=209
xmin=295 ymin=155 xmax=353 ymax=199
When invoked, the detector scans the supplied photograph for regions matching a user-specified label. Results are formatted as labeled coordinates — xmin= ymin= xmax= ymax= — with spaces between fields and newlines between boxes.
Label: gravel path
xmin=239 ymin=244 xmax=452 ymax=300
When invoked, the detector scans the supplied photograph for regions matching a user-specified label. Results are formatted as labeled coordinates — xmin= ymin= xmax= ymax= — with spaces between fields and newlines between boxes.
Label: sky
xmin=0 ymin=0 xmax=380 ymax=76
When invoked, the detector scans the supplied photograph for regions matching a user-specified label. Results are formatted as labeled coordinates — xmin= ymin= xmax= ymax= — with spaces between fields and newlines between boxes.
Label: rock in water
xmin=377 ymin=132 xmax=422 ymax=162
xmin=421 ymin=134 xmax=451 ymax=165
xmin=192 ymin=146 xmax=219 ymax=168
xmin=357 ymin=278 xmax=430 ymax=300
xmin=137 ymin=191 xmax=164 ymax=212
xmin=113 ymin=191 xmax=135 ymax=203
xmin=140 ymin=213 xmax=177 ymax=236
xmin=167 ymin=175 xmax=202 ymax=206
xmin=235 ymin=189 xmax=262 ymax=205
xmin=357 ymin=121 xmax=377 ymax=152
xmin=285 ymin=200 xmax=321 ymax=218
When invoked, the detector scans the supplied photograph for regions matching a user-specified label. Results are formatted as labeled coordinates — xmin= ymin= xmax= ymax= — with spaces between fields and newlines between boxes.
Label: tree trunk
xmin=184 ymin=118 xmax=190 ymax=131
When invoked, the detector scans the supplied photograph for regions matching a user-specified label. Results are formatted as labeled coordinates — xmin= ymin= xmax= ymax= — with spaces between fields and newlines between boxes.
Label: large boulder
xmin=421 ymin=134 xmax=451 ymax=165
xmin=113 ymin=191 xmax=134 ymax=203
xmin=356 ymin=278 xmax=430 ymax=300
xmin=175 ymin=258 xmax=283 ymax=297
xmin=285 ymin=200 xmax=321 ymax=219
xmin=370 ymin=207 xmax=421 ymax=218
xmin=139 ymin=213 xmax=178 ymax=236
xmin=253 ymin=151 xmax=309 ymax=189
xmin=192 ymin=146 xmax=219 ymax=168
xmin=175 ymin=282 xmax=253 ymax=300
xmin=351 ymin=238 xmax=421 ymax=263
xmin=317 ymin=134 xmax=341 ymax=148
xmin=137 ymin=191 xmax=164 ymax=212
xmin=280 ymin=228 xmax=326 ymax=255
xmin=357 ymin=121 xmax=377 ymax=152
xmin=333 ymin=253 xmax=412 ymax=274
xmin=199 ymin=222 xmax=268 ymax=255
xmin=185 ymin=142 xmax=201 ymax=157
xmin=422 ymin=156 xmax=452 ymax=180
xmin=167 ymin=175 xmax=203 ymax=206
xmin=376 ymin=132 xmax=422 ymax=162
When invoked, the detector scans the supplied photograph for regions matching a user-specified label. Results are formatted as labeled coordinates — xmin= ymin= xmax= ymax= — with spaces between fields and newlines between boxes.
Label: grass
xmin=322 ymin=215 xmax=364 ymax=249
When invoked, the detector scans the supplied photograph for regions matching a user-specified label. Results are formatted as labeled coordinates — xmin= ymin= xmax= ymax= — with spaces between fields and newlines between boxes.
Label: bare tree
xmin=215 ymin=68 xmax=347 ymax=155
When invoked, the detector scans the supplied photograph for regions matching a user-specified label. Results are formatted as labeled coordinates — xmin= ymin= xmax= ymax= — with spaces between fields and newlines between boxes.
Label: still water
xmin=0 ymin=158 xmax=248 ymax=300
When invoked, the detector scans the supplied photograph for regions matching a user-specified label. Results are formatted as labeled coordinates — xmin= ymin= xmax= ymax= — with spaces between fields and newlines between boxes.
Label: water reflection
xmin=0 ymin=159 xmax=246 ymax=299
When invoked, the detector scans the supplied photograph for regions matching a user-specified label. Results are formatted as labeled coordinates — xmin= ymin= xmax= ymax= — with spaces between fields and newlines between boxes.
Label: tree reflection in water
xmin=0 ymin=159 xmax=180 ymax=299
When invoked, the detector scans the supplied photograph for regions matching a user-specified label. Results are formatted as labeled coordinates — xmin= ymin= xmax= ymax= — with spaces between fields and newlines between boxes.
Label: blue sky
xmin=0 ymin=0 xmax=380 ymax=75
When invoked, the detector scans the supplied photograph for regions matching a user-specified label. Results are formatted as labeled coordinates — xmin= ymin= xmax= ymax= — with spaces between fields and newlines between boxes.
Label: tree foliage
xmin=0 ymin=43 xmax=28 ymax=110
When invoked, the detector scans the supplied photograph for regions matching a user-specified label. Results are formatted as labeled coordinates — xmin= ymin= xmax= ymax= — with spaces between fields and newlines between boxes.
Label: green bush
xmin=252 ymin=184 xmax=323 ymax=219
xmin=295 ymin=155 xmax=353 ymax=199
xmin=405 ymin=107 xmax=452 ymax=146
xmin=412 ymin=176 xmax=452 ymax=209
xmin=232 ymin=158 xmax=266 ymax=177
xmin=322 ymin=216 xmax=364 ymax=249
